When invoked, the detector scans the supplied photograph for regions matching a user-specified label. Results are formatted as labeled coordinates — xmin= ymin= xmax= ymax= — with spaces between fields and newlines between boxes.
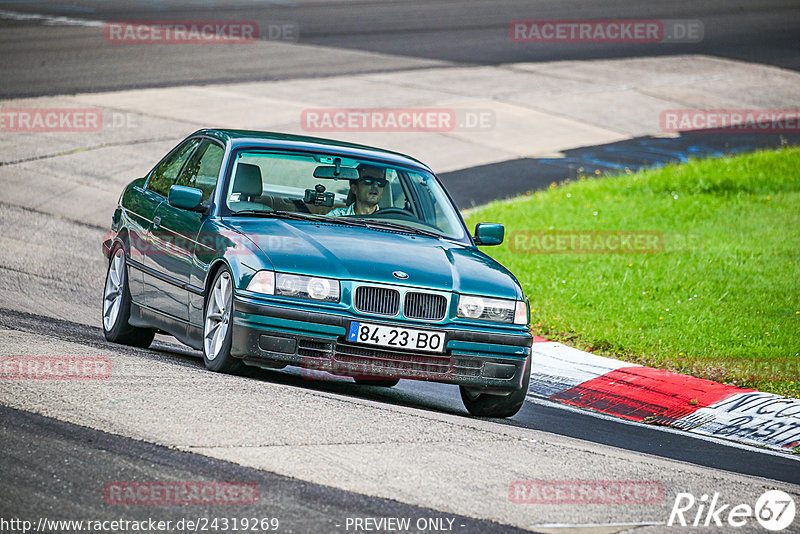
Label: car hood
xmin=222 ymin=218 xmax=522 ymax=299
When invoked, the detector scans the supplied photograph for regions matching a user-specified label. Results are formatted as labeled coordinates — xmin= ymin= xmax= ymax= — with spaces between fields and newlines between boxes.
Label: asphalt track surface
xmin=2 ymin=1 xmax=800 ymax=532
xmin=441 ymin=131 xmax=800 ymax=208
xmin=3 ymin=305 xmax=800 ymax=487
xmin=0 ymin=404 xmax=532 ymax=534
xmin=0 ymin=0 xmax=799 ymax=97
xmin=1 ymin=307 xmax=799 ymax=529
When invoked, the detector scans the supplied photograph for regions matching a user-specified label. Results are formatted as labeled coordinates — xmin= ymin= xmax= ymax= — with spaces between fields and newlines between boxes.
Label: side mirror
xmin=474 ymin=223 xmax=504 ymax=246
xmin=168 ymin=185 xmax=204 ymax=211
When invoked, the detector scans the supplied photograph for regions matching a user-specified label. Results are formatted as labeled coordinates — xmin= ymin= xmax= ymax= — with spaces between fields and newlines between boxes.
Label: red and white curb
xmin=527 ymin=337 xmax=800 ymax=453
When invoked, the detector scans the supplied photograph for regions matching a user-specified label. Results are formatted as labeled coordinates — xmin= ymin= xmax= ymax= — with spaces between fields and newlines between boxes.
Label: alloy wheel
xmin=204 ymin=271 xmax=232 ymax=360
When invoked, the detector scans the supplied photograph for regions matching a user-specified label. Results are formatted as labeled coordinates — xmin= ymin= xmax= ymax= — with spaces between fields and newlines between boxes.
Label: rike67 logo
xmin=668 ymin=490 xmax=796 ymax=531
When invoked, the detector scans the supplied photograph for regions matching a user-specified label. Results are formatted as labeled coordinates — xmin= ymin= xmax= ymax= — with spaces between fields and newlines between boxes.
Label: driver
xmin=327 ymin=163 xmax=387 ymax=216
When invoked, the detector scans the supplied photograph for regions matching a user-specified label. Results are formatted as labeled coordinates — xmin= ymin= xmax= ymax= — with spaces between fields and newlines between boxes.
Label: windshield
xmin=224 ymin=150 xmax=467 ymax=241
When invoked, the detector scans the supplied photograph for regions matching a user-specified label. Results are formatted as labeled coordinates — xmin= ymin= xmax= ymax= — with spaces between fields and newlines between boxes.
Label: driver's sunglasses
xmin=359 ymin=177 xmax=388 ymax=187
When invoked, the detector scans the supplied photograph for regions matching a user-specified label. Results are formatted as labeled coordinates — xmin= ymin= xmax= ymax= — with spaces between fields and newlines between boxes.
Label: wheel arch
xmin=107 ymin=229 xmax=130 ymax=263
xmin=204 ymin=258 xmax=232 ymax=298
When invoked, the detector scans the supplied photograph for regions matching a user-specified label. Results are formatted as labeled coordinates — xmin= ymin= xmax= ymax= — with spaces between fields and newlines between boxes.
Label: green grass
xmin=465 ymin=147 xmax=800 ymax=397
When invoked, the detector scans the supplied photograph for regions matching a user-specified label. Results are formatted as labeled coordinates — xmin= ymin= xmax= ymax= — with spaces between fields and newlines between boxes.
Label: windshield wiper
xmin=232 ymin=210 xmax=365 ymax=227
xmin=355 ymin=219 xmax=441 ymax=238
xmin=231 ymin=209 xmax=278 ymax=218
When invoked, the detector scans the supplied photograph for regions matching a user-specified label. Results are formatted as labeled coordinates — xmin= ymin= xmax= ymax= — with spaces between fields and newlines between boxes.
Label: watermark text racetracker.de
xmin=660 ymin=109 xmax=800 ymax=133
xmin=0 ymin=108 xmax=139 ymax=132
xmin=509 ymin=480 xmax=664 ymax=504
xmin=1 ymin=356 xmax=111 ymax=380
xmin=510 ymin=19 xmax=703 ymax=43
xmin=300 ymin=356 xmax=455 ymax=382
xmin=104 ymin=20 xmax=298 ymax=43
xmin=300 ymin=108 xmax=495 ymax=132
xmin=107 ymin=230 xmax=307 ymax=259
xmin=509 ymin=230 xmax=663 ymax=254
xmin=104 ymin=481 xmax=258 ymax=505
xmin=674 ymin=358 xmax=800 ymax=381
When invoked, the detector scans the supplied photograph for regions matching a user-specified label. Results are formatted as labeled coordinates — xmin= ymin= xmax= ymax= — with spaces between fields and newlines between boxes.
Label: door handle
xmin=153 ymin=216 xmax=161 ymax=229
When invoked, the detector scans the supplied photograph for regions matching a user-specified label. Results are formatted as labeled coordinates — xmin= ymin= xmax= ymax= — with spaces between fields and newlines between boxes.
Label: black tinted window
xmin=177 ymin=140 xmax=224 ymax=202
xmin=147 ymin=138 xmax=200 ymax=197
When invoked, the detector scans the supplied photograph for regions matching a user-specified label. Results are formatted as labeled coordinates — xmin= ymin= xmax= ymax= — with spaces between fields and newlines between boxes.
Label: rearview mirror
xmin=168 ymin=185 xmax=204 ymax=211
xmin=474 ymin=223 xmax=504 ymax=246
xmin=313 ymin=165 xmax=359 ymax=180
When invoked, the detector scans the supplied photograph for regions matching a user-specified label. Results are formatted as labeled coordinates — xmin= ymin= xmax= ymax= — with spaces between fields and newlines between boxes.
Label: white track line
xmin=0 ymin=9 xmax=104 ymax=27
xmin=525 ymin=396 xmax=800 ymax=461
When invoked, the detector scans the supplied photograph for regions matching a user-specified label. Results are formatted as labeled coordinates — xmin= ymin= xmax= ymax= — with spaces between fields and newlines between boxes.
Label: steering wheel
xmin=373 ymin=207 xmax=414 ymax=217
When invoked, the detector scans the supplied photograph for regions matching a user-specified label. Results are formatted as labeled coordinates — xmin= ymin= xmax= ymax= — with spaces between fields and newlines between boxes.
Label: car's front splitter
xmin=231 ymin=298 xmax=531 ymax=391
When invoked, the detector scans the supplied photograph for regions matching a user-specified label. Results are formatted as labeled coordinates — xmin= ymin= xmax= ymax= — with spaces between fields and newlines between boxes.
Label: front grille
xmin=354 ymin=286 xmax=400 ymax=316
xmin=404 ymin=292 xmax=447 ymax=320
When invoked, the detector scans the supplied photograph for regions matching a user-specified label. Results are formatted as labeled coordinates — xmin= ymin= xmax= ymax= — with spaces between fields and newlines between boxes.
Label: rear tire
xmin=460 ymin=353 xmax=531 ymax=418
xmin=102 ymin=246 xmax=155 ymax=348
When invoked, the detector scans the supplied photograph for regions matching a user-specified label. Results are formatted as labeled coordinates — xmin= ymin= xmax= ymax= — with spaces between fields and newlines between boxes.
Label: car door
xmin=147 ymin=139 xmax=225 ymax=326
xmin=130 ymin=137 xmax=200 ymax=305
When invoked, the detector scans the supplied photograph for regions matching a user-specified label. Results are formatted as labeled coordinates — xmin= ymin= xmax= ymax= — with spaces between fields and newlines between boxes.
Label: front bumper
xmin=231 ymin=298 xmax=532 ymax=391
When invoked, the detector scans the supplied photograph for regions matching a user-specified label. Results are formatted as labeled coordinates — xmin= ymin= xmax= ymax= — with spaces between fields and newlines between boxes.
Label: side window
xmin=177 ymin=140 xmax=224 ymax=203
xmin=147 ymin=138 xmax=200 ymax=197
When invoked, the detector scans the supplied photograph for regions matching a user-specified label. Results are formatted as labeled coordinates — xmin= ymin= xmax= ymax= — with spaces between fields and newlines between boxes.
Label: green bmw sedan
xmin=102 ymin=129 xmax=532 ymax=417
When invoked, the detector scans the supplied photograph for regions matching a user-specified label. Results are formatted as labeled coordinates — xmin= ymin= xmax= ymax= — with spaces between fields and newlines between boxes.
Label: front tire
xmin=102 ymin=246 xmax=155 ymax=348
xmin=203 ymin=268 xmax=241 ymax=373
xmin=460 ymin=353 xmax=531 ymax=418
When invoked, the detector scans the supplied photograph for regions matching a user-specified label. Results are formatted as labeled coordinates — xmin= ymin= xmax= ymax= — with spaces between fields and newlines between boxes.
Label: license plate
xmin=347 ymin=322 xmax=445 ymax=353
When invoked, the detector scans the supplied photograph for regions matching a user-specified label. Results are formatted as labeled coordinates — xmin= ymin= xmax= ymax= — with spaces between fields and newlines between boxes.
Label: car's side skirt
xmin=129 ymin=302 xmax=203 ymax=351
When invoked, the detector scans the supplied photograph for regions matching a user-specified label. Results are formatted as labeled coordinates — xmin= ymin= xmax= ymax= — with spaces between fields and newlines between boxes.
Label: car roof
xmin=195 ymin=129 xmax=433 ymax=173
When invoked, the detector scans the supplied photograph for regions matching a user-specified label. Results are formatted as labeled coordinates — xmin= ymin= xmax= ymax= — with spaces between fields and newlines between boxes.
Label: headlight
xmin=457 ymin=295 xmax=526 ymax=324
xmin=246 ymin=271 xmax=340 ymax=302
